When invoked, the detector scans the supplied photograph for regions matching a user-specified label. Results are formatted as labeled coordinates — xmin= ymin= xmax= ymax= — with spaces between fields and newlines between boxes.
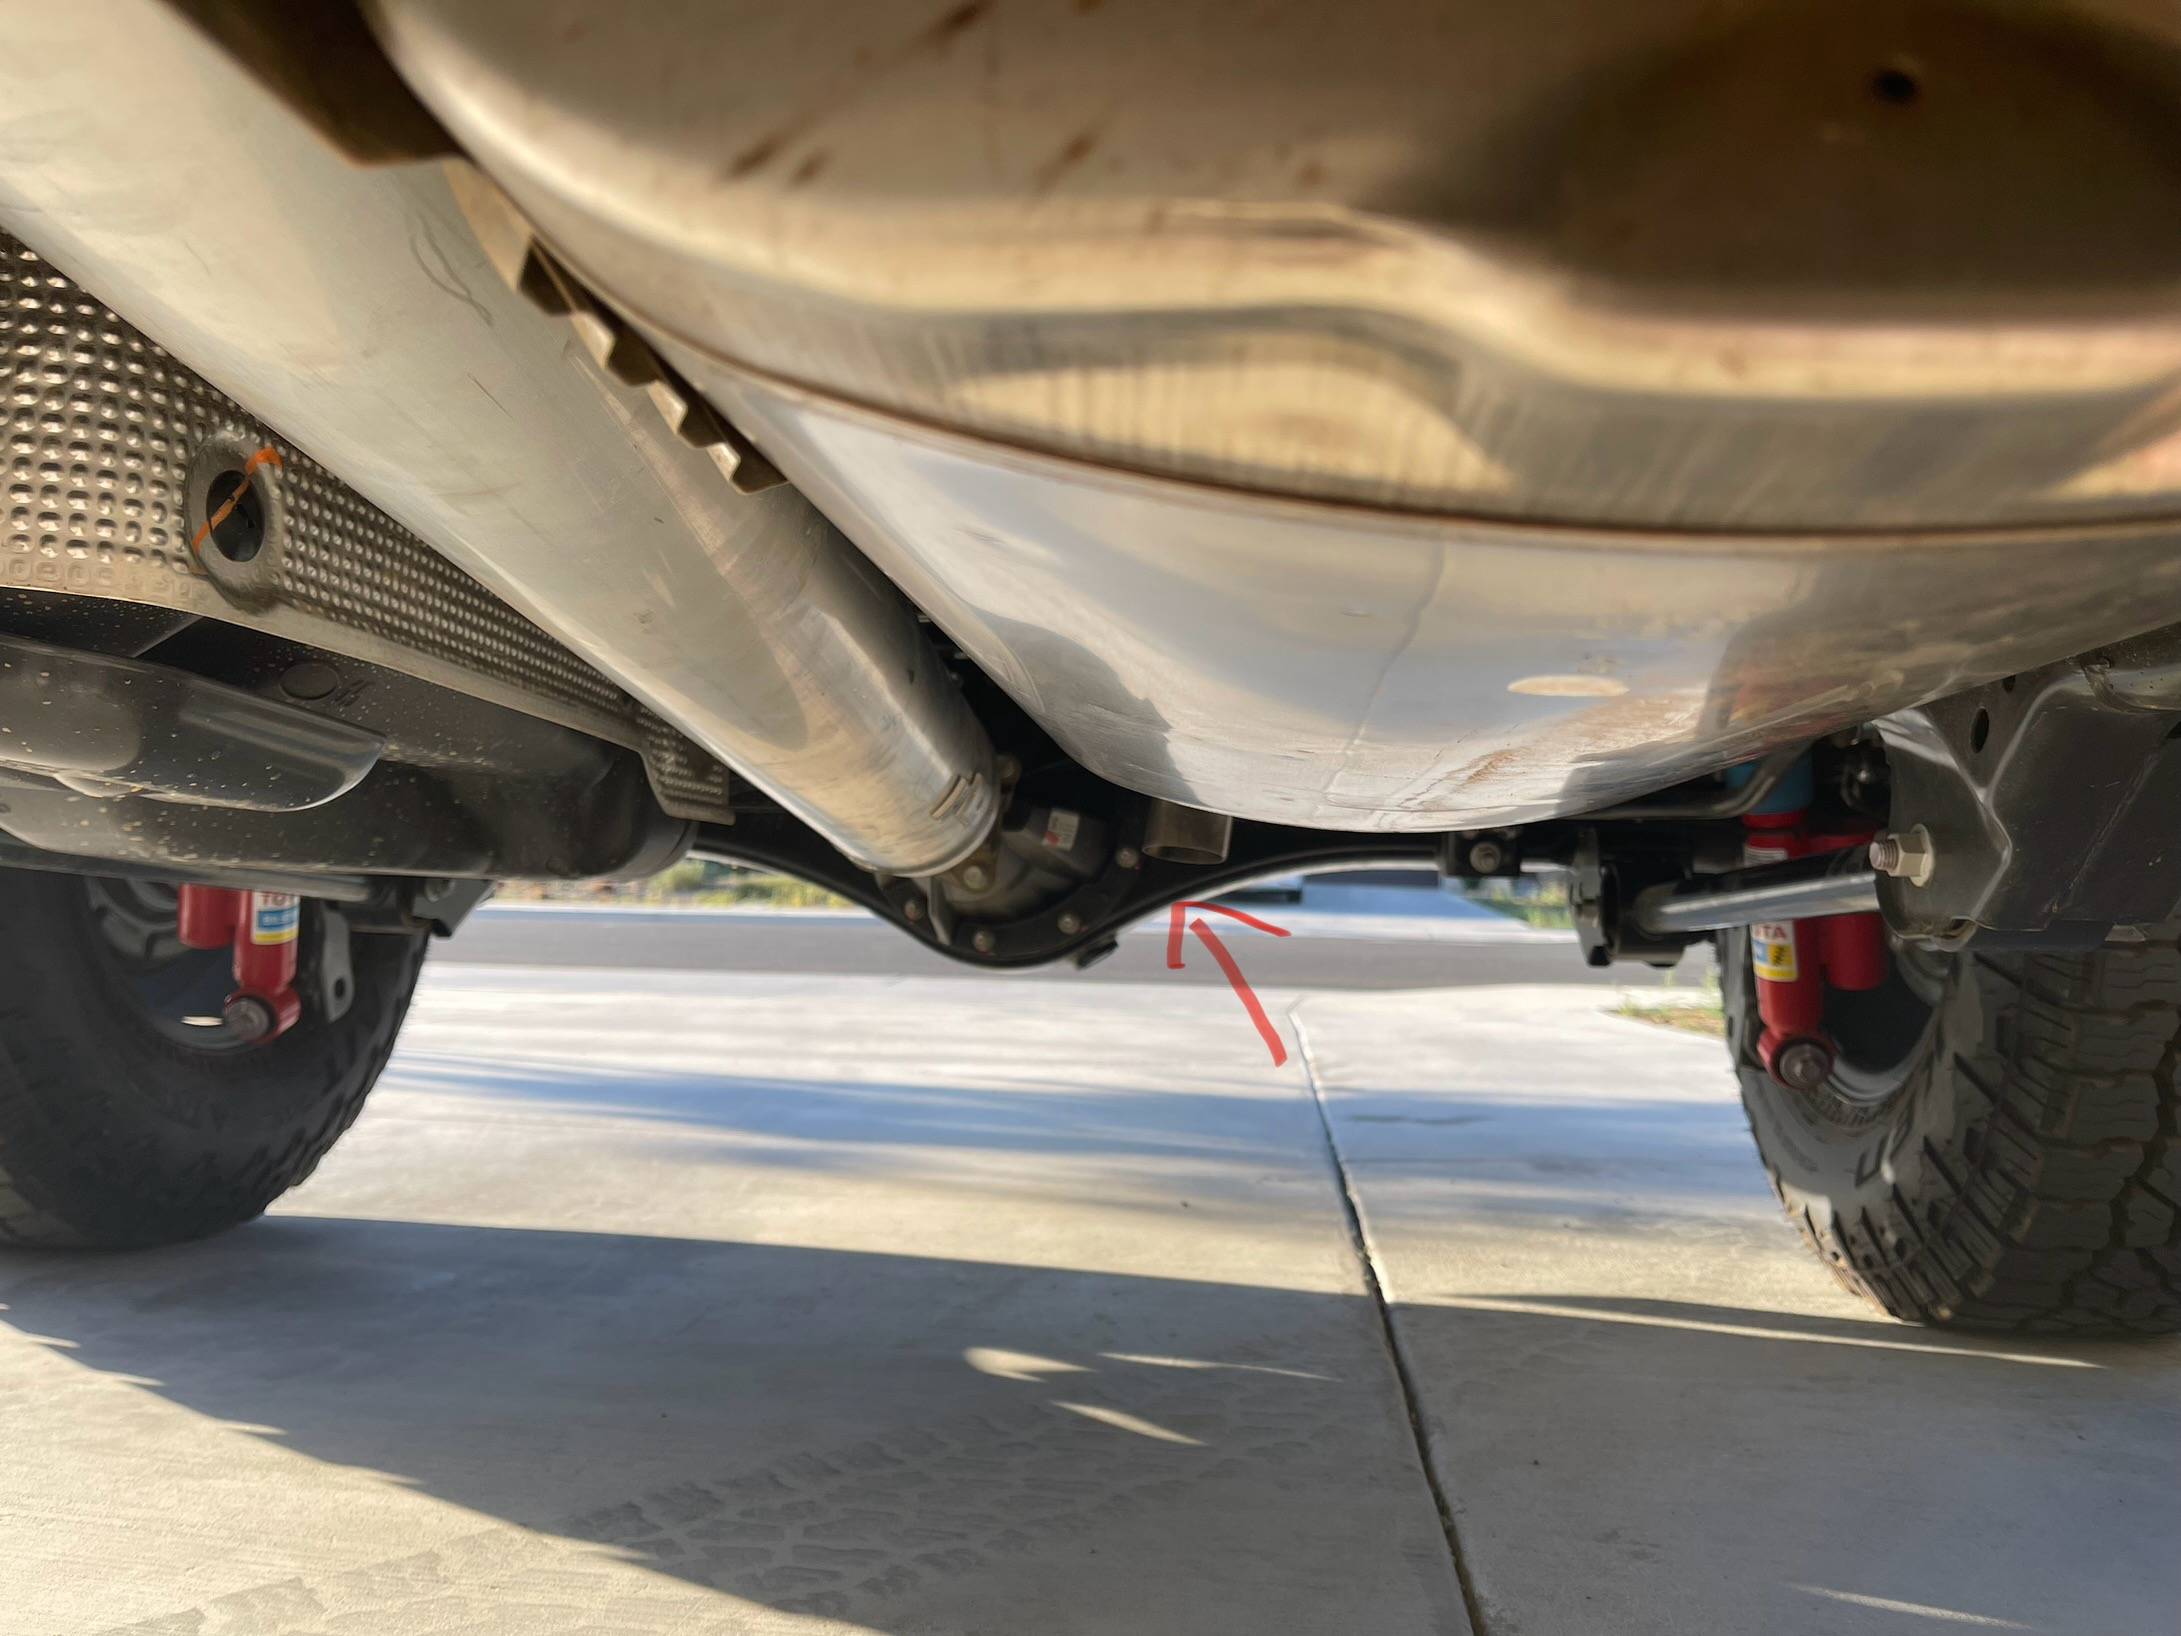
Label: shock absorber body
xmin=1733 ymin=761 xmax=1887 ymax=1090
xmin=175 ymin=885 xmax=304 ymax=1042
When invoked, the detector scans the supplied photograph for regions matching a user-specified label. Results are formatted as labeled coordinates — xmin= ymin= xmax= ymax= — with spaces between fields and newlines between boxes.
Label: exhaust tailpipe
xmin=0 ymin=4 xmax=996 ymax=876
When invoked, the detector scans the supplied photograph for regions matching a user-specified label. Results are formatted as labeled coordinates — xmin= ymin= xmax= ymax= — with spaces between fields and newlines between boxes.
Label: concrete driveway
xmin=1 ymin=906 xmax=2172 ymax=1635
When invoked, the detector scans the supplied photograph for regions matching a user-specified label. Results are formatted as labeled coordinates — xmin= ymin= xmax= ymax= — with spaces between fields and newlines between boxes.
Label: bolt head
xmin=1116 ymin=846 xmax=1141 ymax=870
xmin=1774 ymin=1039 xmax=1834 ymax=1093
xmin=959 ymin=862 xmax=991 ymax=891
xmin=902 ymin=897 xmax=925 ymax=922
xmin=222 ymin=995 xmax=277 ymax=1042
xmin=971 ymin=928 xmax=996 ymax=955
xmin=1057 ymin=911 xmax=1083 ymax=935
xmin=1467 ymin=840 xmax=1504 ymax=874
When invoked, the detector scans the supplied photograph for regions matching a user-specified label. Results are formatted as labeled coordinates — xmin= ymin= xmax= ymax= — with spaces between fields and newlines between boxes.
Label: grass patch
xmin=1465 ymin=876 xmax=1574 ymax=929
xmin=683 ymin=875 xmax=853 ymax=910
xmin=1612 ymin=996 xmax=1725 ymax=1035
xmin=495 ymin=861 xmax=853 ymax=912
xmin=1613 ymin=966 xmax=1724 ymax=1035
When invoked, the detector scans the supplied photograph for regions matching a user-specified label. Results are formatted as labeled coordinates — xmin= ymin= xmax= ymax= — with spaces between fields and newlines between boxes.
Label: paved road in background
xmin=442 ymin=881 xmax=1708 ymax=990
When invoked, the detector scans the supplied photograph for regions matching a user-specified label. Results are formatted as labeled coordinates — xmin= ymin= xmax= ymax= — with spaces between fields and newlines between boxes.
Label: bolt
xmin=1467 ymin=839 xmax=1505 ymax=874
xmin=995 ymin=754 xmax=1022 ymax=784
xmin=959 ymin=862 xmax=991 ymax=892
xmin=1057 ymin=911 xmax=1083 ymax=935
xmin=222 ymin=994 xmax=277 ymax=1043
xmin=903 ymin=897 xmax=925 ymax=922
xmin=1774 ymin=1038 xmax=1834 ymax=1093
xmin=1869 ymin=824 xmax=1936 ymax=887
xmin=1116 ymin=846 xmax=1141 ymax=870
xmin=971 ymin=928 xmax=996 ymax=955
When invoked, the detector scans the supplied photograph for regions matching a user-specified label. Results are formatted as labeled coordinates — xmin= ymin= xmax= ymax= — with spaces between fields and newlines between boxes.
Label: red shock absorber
xmin=174 ymin=885 xmax=304 ymax=1043
xmin=1811 ymin=826 xmax=1888 ymax=997
xmin=1741 ymin=812 xmax=1828 ymax=1089
xmin=1741 ymin=808 xmax=1885 ymax=1092
xmin=175 ymin=884 xmax=242 ymax=950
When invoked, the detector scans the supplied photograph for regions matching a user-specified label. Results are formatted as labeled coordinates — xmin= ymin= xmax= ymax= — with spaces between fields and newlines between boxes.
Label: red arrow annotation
xmin=1165 ymin=901 xmax=1293 ymax=1066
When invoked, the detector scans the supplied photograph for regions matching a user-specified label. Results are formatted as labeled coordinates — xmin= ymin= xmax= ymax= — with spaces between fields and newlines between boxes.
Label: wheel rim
xmin=1823 ymin=940 xmax=1947 ymax=1105
xmin=1732 ymin=926 xmax=1949 ymax=1114
xmin=1782 ymin=936 xmax=1947 ymax=1110
xmin=82 ymin=877 xmax=261 ymax=1052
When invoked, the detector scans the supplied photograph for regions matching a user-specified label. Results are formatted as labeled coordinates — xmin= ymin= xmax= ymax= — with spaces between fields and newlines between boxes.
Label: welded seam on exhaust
xmin=1289 ymin=1002 xmax=1490 ymax=1636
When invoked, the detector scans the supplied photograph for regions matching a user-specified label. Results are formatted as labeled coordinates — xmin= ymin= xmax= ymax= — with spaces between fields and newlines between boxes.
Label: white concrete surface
xmin=1301 ymin=989 xmax=2181 ymax=1636
xmin=1 ymin=953 xmax=2173 ymax=1635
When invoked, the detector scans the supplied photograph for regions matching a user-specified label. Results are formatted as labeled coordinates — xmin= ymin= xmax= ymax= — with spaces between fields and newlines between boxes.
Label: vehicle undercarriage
xmin=0 ymin=1 xmax=2176 ymax=1336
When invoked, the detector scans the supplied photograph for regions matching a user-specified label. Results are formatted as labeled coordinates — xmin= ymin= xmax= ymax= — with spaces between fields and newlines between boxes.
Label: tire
xmin=0 ymin=869 xmax=428 ymax=1249
xmin=1726 ymin=928 xmax=2181 ymax=1336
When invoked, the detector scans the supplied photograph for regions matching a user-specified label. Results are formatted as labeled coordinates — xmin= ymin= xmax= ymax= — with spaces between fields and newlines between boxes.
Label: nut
xmin=222 ymin=995 xmax=277 ymax=1043
xmin=971 ymin=928 xmax=996 ymax=955
xmin=1773 ymin=1038 xmax=1834 ymax=1093
xmin=1869 ymin=824 xmax=1937 ymax=888
xmin=1467 ymin=839 xmax=1505 ymax=874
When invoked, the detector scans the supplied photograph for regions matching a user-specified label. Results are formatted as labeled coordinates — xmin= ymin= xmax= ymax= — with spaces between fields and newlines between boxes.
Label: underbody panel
xmin=0 ymin=5 xmax=997 ymax=877
xmin=700 ymin=365 xmax=2181 ymax=828
xmin=5 ymin=0 xmax=2181 ymax=885
xmin=369 ymin=0 xmax=2181 ymax=829
xmin=372 ymin=0 xmax=2181 ymax=529
xmin=0 ymin=234 xmax=732 ymax=826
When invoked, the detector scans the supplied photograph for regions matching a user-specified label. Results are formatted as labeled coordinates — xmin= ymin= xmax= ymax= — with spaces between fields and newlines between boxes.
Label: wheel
xmin=1725 ymin=927 xmax=2181 ymax=1336
xmin=0 ymin=868 xmax=428 ymax=1249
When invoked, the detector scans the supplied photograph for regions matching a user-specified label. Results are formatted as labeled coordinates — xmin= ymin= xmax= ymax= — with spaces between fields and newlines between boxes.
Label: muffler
xmin=0 ymin=4 xmax=996 ymax=877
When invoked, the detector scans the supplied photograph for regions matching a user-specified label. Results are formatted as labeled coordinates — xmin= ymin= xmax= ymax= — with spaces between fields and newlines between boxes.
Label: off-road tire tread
xmin=1730 ymin=931 xmax=2181 ymax=1336
xmin=0 ymin=873 xmax=427 ymax=1249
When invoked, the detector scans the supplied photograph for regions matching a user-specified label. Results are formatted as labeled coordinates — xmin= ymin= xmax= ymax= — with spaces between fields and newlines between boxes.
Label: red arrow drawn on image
xmin=1166 ymin=901 xmax=1293 ymax=1066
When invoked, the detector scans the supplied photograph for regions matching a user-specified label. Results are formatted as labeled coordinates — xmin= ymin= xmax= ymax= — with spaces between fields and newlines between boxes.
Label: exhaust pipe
xmin=0 ymin=5 xmax=996 ymax=876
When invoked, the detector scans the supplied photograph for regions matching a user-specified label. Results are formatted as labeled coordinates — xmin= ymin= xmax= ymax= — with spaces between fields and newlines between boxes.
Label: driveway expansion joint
xmin=1291 ymin=1002 xmax=1489 ymax=1636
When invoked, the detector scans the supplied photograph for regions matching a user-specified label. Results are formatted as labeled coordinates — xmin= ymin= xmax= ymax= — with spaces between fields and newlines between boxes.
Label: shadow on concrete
xmin=1381 ymin=1290 xmax=2181 ymax=1636
xmin=380 ymin=1052 xmax=1757 ymax=1209
xmin=3 ymin=1221 xmax=2168 ymax=1634
xmin=387 ymin=1053 xmax=1298 ymax=1163
xmin=1407 ymin=1289 xmax=2175 ymax=1366
xmin=0 ymin=1217 xmax=1452 ymax=1634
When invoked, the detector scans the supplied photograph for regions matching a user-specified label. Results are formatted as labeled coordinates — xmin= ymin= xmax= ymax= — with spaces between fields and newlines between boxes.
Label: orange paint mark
xmin=189 ymin=445 xmax=284 ymax=562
